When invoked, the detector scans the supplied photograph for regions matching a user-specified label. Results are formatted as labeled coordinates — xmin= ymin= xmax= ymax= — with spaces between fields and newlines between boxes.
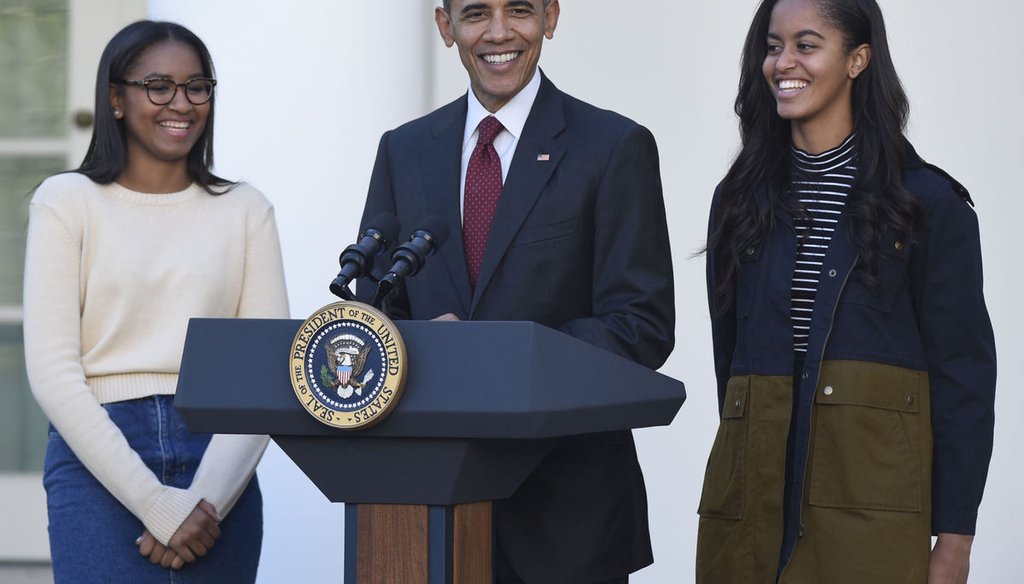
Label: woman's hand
xmin=136 ymin=531 xmax=184 ymax=570
xmin=137 ymin=500 xmax=221 ymax=569
xmin=928 ymin=533 xmax=973 ymax=584
xmin=167 ymin=500 xmax=221 ymax=563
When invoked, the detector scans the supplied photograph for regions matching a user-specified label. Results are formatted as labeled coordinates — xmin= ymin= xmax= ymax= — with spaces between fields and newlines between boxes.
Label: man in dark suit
xmin=356 ymin=1 xmax=674 ymax=582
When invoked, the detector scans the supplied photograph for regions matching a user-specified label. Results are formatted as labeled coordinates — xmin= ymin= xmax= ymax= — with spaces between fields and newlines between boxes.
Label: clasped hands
xmin=136 ymin=499 xmax=221 ymax=570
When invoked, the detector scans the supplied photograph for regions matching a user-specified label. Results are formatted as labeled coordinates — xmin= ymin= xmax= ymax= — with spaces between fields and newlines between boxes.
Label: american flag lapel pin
xmin=536 ymin=153 xmax=550 ymax=161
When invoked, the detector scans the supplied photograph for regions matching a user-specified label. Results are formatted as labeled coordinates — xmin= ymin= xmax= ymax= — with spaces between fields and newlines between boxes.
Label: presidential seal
xmin=289 ymin=301 xmax=407 ymax=429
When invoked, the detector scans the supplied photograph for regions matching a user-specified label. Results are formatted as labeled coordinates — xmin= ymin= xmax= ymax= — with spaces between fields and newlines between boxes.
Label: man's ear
xmin=544 ymin=0 xmax=560 ymax=40
xmin=435 ymin=7 xmax=456 ymax=48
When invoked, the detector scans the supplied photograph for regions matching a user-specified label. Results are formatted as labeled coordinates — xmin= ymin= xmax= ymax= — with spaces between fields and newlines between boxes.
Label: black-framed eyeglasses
xmin=120 ymin=77 xmax=217 ymax=106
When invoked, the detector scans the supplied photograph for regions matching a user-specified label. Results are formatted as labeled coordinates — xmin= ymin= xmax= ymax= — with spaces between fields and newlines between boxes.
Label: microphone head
xmin=331 ymin=212 xmax=401 ymax=300
xmin=365 ymin=212 xmax=401 ymax=249
xmin=415 ymin=215 xmax=449 ymax=249
xmin=372 ymin=216 xmax=449 ymax=306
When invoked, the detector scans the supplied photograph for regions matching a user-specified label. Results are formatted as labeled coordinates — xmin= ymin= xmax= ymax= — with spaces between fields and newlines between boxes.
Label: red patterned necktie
xmin=463 ymin=115 xmax=505 ymax=289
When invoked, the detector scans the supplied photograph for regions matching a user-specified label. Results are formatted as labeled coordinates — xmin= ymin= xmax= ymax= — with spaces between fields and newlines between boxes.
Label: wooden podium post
xmin=346 ymin=502 xmax=491 ymax=584
xmin=451 ymin=502 xmax=491 ymax=582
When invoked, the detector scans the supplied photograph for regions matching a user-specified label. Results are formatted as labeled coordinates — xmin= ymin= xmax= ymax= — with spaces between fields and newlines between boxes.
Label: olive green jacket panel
xmin=783 ymin=361 xmax=932 ymax=583
xmin=697 ymin=362 xmax=933 ymax=583
xmin=696 ymin=375 xmax=791 ymax=582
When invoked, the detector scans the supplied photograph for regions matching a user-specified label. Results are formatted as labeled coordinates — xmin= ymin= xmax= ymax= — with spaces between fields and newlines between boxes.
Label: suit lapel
xmin=421 ymin=96 xmax=472 ymax=315
xmin=470 ymin=75 xmax=567 ymax=314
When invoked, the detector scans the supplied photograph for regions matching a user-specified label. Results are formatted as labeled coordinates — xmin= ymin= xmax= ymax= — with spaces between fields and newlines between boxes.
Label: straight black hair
xmin=77 ymin=20 xmax=232 ymax=194
xmin=708 ymin=0 xmax=918 ymax=312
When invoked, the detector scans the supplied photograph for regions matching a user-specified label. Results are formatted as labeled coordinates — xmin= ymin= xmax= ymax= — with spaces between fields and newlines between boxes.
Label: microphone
xmin=329 ymin=212 xmax=401 ymax=300
xmin=372 ymin=216 xmax=449 ymax=307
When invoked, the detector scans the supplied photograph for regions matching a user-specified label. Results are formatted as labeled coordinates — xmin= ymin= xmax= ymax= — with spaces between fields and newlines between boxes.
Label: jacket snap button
xmin=895 ymin=241 xmax=903 ymax=250
xmin=745 ymin=247 xmax=755 ymax=255
xmin=907 ymin=395 xmax=914 ymax=406
xmin=823 ymin=385 xmax=834 ymax=396
xmin=735 ymin=399 xmax=742 ymax=409
xmin=828 ymin=268 xmax=837 ymax=278
xmin=801 ymin=372 xmax=809 ymax=380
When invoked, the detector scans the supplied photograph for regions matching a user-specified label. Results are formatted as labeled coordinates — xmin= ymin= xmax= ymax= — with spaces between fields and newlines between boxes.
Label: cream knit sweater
xmin=23 ymin=172 xmax=289 ymax=546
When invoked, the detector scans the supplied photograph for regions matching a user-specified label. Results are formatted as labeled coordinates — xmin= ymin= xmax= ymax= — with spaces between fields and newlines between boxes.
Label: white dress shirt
xmin=459 ymin=68 xmax=542 ymax=219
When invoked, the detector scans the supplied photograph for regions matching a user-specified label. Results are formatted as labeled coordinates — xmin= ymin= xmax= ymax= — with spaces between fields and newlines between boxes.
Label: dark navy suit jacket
xmin=356 ymin=73 xmax=675 ymax=583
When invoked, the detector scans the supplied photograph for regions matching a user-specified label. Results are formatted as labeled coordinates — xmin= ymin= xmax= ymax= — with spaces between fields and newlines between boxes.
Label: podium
xmin=176 ymin=317 xmax=685 ymax=583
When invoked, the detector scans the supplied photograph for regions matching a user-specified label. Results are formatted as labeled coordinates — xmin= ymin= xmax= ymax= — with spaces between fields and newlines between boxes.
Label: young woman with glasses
xmin=23 ymin=20 xmax=288 ymax=582
xmin=697 ymin=0 xmax=995 ymax=582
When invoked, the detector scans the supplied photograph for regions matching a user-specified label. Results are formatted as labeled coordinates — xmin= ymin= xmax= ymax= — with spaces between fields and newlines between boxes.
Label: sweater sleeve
xmin=186 ymin=198 xmax=288 ymax=518
xmin=236 ymin=201 xmax=290 ymax=319
xmin=23 ymin=201 xmax=201 ymax=545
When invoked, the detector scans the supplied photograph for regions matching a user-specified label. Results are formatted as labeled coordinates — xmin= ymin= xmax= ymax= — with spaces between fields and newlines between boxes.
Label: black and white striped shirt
xmin=790 ymin=134 xmax=857 ymax=354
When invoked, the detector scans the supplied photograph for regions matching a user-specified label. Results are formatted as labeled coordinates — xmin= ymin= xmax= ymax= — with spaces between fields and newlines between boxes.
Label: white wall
xmin=150 ymin=1 xmax=1023 ymax=582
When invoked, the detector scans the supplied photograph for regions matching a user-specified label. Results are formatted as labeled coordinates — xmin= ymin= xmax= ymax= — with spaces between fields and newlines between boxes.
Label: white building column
xmin=146 ymin=3 xmax=434 ymax=582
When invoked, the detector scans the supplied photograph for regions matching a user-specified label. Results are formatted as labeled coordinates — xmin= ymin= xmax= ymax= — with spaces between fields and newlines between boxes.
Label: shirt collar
xmin=463 ymin=68 xmax=542 ymax=150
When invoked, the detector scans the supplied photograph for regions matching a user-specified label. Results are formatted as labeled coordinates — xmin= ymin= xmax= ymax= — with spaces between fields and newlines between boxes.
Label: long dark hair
xmin=77 ymin=20 xmax=232 ymax=194
xmin=708 ymin=0 xmax=918 ymax=312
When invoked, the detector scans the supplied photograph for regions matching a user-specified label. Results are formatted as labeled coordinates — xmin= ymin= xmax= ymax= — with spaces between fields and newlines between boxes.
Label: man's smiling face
xmin=436 ymin=0 xmax=559 ymax=112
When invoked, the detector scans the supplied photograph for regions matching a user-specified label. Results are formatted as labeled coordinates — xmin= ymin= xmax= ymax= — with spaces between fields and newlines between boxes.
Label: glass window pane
xmin=0 ymin=323 xmax=45 ymax=472
xmin=0 ymin=0 xmax=69 ymax=139
xmin=0 ymin=155 xmax=65 ymax=472
xmin=0 ymin=157 xmax=64 ymax=305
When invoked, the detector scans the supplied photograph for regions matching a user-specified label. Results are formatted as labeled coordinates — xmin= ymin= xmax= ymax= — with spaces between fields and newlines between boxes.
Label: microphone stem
xmin=335 ymin=285 xmax=355 ymax=301
xmin=371 ymin=276 xmax=395 ymax=309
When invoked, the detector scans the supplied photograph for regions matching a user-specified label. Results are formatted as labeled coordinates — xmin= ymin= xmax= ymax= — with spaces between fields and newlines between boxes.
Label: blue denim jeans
xmin=44 ymin=395 xmax=262 ymax=583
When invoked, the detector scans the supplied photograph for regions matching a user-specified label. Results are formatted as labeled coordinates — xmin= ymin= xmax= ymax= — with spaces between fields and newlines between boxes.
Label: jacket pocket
xmin=698 ymin=376 xmax=749 ymax=520
xmin=808 ymin=375 xmax=921 ymax=512
xmin=510 ymin=217 xmax=581 ymax=248
xmin=839 ymin=234 xmax=911 ymax=313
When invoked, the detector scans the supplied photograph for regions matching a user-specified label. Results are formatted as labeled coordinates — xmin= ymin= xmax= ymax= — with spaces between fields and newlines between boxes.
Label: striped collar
xmin=792 ymin=133 xmax=857 ymax=175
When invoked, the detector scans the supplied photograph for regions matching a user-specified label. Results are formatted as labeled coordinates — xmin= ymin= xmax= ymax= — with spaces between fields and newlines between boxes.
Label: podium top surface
xmin=176 ymin=318 xmax=685 ymax=439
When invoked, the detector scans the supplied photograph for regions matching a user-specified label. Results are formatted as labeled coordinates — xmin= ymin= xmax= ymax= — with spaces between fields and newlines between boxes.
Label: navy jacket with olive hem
xmin=704 ymin=141 xmax=995 ymax=547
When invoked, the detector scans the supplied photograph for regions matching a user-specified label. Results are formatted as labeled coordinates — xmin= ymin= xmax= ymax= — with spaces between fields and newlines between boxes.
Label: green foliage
xmin=320 ymin=364 xmax=335 ymax=388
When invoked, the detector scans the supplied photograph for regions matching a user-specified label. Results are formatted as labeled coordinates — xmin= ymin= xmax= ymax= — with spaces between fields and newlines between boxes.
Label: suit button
xmin=823 ymin=385 xmax=834 ymax=396
xmin=734 ymin=399 xmax=742 ymax=409
xmin=907 ymin=395 xmax=914 ymax=406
